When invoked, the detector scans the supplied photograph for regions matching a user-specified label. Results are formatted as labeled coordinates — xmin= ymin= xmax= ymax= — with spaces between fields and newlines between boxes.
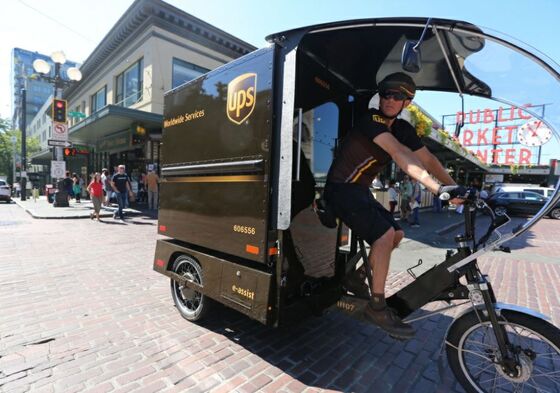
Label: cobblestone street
xmin=1 ymin=202 xmax=559 ymax=392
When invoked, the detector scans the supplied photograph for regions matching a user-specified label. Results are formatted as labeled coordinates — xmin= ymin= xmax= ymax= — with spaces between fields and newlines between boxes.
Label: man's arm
xmin=374 ymin=133 xmax=440 ymax=194
xmin=414 ymin=147 xmax=456 ymax=185
xmin=110 ymin=179 xmax=118 ymax=192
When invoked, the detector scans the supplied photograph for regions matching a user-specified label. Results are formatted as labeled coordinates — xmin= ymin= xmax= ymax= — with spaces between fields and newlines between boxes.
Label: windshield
xmin=444 ymin=28 xmax=560 ymax=158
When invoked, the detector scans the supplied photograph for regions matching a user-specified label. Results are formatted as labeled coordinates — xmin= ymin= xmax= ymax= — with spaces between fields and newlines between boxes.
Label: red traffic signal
xmin=52 ymin=99 xmax=67 ymax=123
xmin=64 ymin=148 xmax=77 ymax=157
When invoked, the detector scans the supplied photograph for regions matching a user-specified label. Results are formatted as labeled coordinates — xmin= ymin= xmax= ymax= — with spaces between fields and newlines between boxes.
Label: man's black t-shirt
xmin=112 ymin=173 xmax=130 ymax=193
xmin=327 ymin=108 xmax=423 ymax=186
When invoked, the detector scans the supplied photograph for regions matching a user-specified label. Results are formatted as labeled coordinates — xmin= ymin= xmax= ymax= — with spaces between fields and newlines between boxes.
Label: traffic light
xmin=64 ymin=148 xmax=76 ymax=157
xmin=52 ymin=99 xmax=67 ymax=123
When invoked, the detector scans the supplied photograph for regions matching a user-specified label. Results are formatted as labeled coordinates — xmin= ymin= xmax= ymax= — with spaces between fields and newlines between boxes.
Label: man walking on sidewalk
xmin=111 ymin=165 xmax=132 ymax=220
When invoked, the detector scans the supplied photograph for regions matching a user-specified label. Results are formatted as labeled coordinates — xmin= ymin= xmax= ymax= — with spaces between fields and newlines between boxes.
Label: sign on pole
xmin=48 ymin=139 xmax=73 ymax=147
xmin=51 ymin=160 xmax=66 ymax=179
xmin=53 ymin=121 xmax=68 ymax=141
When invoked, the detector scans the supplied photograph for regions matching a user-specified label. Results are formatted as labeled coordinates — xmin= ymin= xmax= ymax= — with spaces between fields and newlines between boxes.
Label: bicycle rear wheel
xmin=446 ymin=308 xmax=560 ymax=393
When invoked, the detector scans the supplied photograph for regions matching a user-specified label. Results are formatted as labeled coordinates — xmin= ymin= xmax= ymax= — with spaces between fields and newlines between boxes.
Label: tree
xmin=0 ymin=118 xmax=41 ymax=185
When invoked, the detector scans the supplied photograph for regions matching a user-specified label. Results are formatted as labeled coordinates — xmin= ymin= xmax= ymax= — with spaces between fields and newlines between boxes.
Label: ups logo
xmin=227 ymin=73 xmax=257 ymax=125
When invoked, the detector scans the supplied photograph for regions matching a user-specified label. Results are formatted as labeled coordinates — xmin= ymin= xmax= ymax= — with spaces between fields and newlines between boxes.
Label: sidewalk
xmin=13 ymin=195 xmax=143 ymax=219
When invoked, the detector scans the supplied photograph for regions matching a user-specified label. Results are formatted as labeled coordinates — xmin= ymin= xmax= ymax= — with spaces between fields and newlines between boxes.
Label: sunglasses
xmin=380 ymin=91 xmax=409 ymax=101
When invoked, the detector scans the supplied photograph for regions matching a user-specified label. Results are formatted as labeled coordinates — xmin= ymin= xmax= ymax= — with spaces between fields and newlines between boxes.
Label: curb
xmin=12 ymin=198 xmax=141 ymax=219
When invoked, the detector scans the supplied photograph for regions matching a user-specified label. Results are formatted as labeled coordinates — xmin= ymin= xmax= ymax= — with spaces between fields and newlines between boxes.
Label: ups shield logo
xmin=227 ymin=73 xmax=257 ymax=125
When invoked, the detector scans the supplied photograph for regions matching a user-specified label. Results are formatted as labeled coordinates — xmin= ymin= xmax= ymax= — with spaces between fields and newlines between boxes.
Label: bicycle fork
xmin=467 ymin=270 xmax=521 ymax=378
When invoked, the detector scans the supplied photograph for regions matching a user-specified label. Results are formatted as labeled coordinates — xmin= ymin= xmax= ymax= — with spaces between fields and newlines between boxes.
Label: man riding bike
xmin=325 ymin=72 xmax=465 ymax=339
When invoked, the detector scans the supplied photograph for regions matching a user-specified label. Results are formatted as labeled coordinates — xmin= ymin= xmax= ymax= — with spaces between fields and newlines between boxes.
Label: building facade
xmin=62 ymin=0 xmax=256 ymax=180
xmin=11 ymin=48 xmax=78 ymax=129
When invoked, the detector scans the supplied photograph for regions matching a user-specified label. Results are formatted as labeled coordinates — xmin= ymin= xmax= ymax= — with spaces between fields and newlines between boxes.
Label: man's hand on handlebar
xmin=438 ymin=185 xmax=468 ymax=204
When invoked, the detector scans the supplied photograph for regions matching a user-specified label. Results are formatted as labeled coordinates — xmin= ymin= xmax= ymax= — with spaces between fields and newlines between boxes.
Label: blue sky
xmin=3 ymin=0 xmax=559 ymax=163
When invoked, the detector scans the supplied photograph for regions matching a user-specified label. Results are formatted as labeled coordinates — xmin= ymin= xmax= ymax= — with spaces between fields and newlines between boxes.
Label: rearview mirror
xmin=401 ymin=40 xmax=422 ymax=73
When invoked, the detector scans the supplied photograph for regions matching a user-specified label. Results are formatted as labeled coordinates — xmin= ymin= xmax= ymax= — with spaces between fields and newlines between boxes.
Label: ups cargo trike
xmin=153 ymin=18 xmax=560 ymax=392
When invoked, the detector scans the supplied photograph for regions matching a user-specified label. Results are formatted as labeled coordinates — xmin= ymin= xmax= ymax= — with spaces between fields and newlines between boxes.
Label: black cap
xmin=378 ymin=72 xmax=416 ymax=99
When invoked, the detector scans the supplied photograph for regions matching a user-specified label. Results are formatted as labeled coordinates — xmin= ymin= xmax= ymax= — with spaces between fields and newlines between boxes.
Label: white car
xmin=495 ymin=185 xmax=555 ymax=198
xmin=0 ymin=180 xmax=11 ymax=203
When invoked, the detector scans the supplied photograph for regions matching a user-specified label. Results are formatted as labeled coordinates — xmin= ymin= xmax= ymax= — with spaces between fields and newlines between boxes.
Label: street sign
xmin=53 ymin=121 xmax=68 ymax=141
xmin=68 ymin=111 xmax=86 ymax=118
xmin=48 ymin=139 xmax=73 ymax=147
xmin=51 ymin=160 xmax=66 ymax=179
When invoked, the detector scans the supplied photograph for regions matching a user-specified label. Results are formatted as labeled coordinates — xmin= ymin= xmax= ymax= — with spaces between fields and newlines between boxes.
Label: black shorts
xmin=325 ymin=183 xmax=401 ymax=245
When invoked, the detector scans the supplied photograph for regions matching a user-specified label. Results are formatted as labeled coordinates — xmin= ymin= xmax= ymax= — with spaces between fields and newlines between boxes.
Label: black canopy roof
xmin=266 ymin=18 xmax=490 ymax=98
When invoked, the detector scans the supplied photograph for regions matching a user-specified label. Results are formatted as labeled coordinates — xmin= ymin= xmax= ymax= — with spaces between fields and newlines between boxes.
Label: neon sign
xmin=454 ymin=104 xmax=548 ymax=165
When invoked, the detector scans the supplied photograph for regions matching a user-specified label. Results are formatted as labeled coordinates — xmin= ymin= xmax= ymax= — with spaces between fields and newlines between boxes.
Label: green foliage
xmin=0 ymin=118 xmax=41 ymax=185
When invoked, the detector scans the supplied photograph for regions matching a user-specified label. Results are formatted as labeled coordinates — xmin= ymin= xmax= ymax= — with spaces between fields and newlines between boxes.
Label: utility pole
xmin=20 ymin=87 xmax=27 ymax=200
xmin=11 ymin=136 xmax=16 ymax=188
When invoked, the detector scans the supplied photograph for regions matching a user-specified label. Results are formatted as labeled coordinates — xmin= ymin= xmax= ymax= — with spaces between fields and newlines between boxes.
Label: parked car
xmin=494 ymin=185 xmax=555 ymax=198
xmin=0 ymin=180 xmax=12 ymax=203
xmin=486 ymin=191 xmax=560 ymax=219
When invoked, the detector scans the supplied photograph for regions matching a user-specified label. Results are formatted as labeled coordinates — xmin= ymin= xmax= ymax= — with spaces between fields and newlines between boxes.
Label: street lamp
xmin=30 ymin=51 xmax=82 ymax=205
xmin=11 ymin=136 xmax=16 ymax=192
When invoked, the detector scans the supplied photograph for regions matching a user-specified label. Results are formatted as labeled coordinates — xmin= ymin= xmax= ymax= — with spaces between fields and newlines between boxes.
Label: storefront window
xmin=90 ymin=86 xmax=106 ymax=114
xmin=172 ymin=58 xmax=209 ymax=89
xmin=115 ymin=58 xmax=143 ymax=107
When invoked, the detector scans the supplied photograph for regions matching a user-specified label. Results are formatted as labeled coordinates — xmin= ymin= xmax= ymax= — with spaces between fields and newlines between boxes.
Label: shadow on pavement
xmin=402 ymin=210 xmax=537 ymax=252
xmin=98 ymin=220 xmax=127 ymax=226
xmin=193 ymin=303 xmax=463 ymax=392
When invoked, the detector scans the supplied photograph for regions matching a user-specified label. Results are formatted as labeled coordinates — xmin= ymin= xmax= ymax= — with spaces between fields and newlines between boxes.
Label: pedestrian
xmin=409 ymin=178 xmax=421 ymax=227
xmin=110 ymin=164 xmax=133 ymax=220
xmin=400 ymin=175 xmax=412 ymax=221
xmin=87 ymin=172 xmax=103 ymax=221
xmin=62 ymin=171 xmax=73 ymax=201
xmin=72 ymin=173 xmax=81 ymax=203
xmin=145 ymin=169 xmax=160 ymax=210
xmin=388 ymin=180 xmax=398 ymax=214
xmin=14 ymin=181 xmax=21 ymax=197
xmin=101 ymin=168 xmax=112 ymax=206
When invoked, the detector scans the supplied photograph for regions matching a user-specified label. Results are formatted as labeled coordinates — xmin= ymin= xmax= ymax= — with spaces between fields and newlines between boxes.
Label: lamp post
xmin=32 ymin=52 xmax=82 ymax=205
xmin=11 ymin=136 xmax=16 ymax=192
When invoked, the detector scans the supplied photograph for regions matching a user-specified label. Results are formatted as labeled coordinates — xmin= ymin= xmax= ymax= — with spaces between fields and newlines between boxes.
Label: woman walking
xmin=72 ymin=173 xmax=81 ymax=203
xmin=87 ymin=172 xmax=103 ymax=221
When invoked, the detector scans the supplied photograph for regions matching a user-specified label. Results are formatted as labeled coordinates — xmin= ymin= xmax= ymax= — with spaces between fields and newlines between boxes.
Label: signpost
xmin=53 ymin=122 xmax=68 ymax=141
xmin=48 ymin=139 xmax=73 ymax=147
xmin=68 ymin=111 xmax=86 ymax=119
xmin=50 ymin=160 xmax=66 ymax=179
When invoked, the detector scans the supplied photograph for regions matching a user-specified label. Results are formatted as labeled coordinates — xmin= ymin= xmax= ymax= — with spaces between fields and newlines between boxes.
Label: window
xmin=172 ymin=58 xmax=209 ymax=89
xmin=295 ymin=102 xmax=339 ymax=182
xmin=115 ymin=58 xmax=143 ymax=107
xmin=91 ymin=86 xmax=107 ymax=113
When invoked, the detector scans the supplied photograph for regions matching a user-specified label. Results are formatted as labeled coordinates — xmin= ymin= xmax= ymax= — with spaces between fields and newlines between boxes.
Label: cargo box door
xmin=159 ymin=48 xmax=275 ymax=264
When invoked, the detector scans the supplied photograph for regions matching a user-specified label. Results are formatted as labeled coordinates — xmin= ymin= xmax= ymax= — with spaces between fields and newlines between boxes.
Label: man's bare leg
xmin=369 ymin=229 xmax=403 ymax=293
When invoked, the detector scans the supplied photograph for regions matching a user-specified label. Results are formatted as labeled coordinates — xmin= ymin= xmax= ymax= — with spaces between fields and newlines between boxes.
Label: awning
xmin=69 ymin=105 xmax=163 ymax=145
xmin=29 ymin=148 xmax=53 ymax=164
xmin=424 ymin=132 xmax=488 ymax=172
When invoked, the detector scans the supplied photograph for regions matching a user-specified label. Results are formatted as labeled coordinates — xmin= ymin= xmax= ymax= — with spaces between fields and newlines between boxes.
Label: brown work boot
xmin=363 ymin=303 xmax=415 ymax=339
xmin=342 ymin=264 xmax=370 ymax=298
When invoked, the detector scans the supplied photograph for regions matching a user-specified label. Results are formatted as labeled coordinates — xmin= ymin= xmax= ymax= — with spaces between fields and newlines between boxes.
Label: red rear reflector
xmin=268 ymin=247 xmax=278 ymax=256
xmin=246 ymin=245 xmax=259 ymax=255
xmin=159 ymin=225 xmax=167 ymax=232
xmin=155 ymin=259 xmax=165 ymax=267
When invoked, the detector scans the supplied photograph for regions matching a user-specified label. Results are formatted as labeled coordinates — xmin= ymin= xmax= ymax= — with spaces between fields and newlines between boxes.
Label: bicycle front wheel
xmin=446 ymin=308 xmax=560 ymax=393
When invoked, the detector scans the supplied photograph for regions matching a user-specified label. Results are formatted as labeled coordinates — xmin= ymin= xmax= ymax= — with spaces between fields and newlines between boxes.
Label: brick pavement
xmin=1 ymin=202 xmax=559 ymax=392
